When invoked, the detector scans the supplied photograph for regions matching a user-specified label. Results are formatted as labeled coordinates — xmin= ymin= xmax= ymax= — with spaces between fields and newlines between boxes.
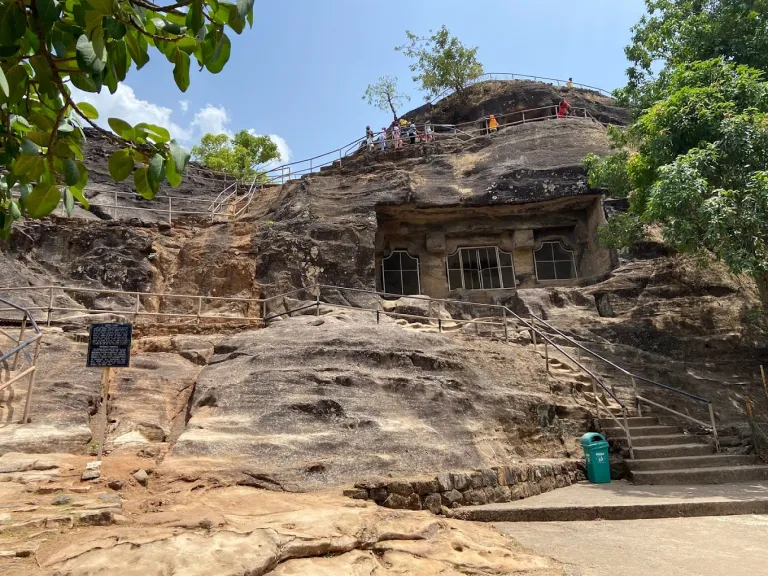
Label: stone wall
xmin=345 ymin=459 xmax=586 ymax=514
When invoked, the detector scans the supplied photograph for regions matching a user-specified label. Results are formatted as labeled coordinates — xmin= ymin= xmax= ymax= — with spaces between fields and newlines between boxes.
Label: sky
xmin=74 ymin=0 xmax=649 ymax=171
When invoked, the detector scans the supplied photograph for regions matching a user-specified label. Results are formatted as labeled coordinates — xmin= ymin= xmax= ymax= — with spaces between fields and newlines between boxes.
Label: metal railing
xmin=6 ymin=280 xmax=728 ymax=456
xmin=428 ymin=72 xmax=613 ymax=104
xmin=0 ymin=285 xmax=264 ymax=327
xmin=0 ymin=297 xmax=43 ymax=424
xmin=530 ymin=313 xmax=719 ymax=451
xmin=262 ymin=284 xmax=635 ymax=457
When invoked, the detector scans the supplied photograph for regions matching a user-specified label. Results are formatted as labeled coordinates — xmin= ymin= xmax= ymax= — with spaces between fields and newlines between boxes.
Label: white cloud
xmin=70 ymin=84 xmax=292 ymax=172
xmin=268 ymin=134 xmax=292 ymax=166
xmin=71 ymin=84 xmax=191 ymax=141
xmin=190 ymin=104 xmax=231 ymax=137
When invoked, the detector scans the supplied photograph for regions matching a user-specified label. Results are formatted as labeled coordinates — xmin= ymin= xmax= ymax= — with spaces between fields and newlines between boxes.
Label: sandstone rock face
xmin=173 ymin=310 xmax=577 ymax=489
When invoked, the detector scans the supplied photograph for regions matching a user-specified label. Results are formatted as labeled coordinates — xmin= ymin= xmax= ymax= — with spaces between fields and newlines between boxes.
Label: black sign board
xmin=87 ymin=323 xmax=133 ymax=368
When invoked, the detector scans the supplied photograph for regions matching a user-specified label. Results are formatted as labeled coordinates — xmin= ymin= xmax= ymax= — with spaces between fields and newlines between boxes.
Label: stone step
xmin=630 ymin=443 xmax=713 ymax=459
xmin=603 ymin=425 xmax=680 ymax=437
xmin=600 ymin=416 xmax=659 ymax=427
xmin=632 ymin=465 xmax=768 ymax=485
xmin=626 ymin=454 xmax=757 ymax=472
xmin=613 ymin=434 xmax=705 ymax=447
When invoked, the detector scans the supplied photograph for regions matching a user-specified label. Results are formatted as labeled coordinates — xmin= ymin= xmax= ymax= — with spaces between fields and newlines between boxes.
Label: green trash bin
xmin=580 ymin=432 xmax=611 ymax=484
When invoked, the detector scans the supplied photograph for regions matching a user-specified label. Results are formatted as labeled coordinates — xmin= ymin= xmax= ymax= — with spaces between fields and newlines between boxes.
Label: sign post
xmin=87 ymin=323 xmax=132 ymax=462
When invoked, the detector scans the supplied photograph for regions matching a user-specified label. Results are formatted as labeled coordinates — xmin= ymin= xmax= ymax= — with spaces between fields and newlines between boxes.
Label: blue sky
xmin=76 ymin=0 xmax=648 ymax=168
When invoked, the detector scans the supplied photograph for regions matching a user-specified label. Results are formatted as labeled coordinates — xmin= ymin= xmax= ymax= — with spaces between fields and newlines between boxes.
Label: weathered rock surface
xmin=173 ymin=310 xmax=578 ymax=489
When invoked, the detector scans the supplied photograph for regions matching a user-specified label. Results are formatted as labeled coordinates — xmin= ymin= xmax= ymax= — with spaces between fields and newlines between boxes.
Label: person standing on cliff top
xmin=488 ymin=114 xmax=499 ymax=133
xmin=557 ymin=100 xmax=571 ymax=119
xmin=393 ymin=123 xmax=402 ymax=149
xmin=408 ymin=123 xmax=417 ymax=144
xmin=366 ymin=126 xmax=374 ymax=150
xmin=567 ymin=77 xmax=574 ymax=89
xmin=379 ymin=128 xmax=387 ymax=152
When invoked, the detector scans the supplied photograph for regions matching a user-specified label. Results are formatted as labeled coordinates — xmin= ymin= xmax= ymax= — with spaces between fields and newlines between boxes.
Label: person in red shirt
xmin=557 ymin=99 xmax=571 ymax=119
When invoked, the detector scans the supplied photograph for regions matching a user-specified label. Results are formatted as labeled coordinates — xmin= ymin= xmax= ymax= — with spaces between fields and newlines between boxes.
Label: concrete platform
xmin=498 ymin=515 xmax=768 ymax=576
xmin=453 ymin=480 xmax=768 ymax=522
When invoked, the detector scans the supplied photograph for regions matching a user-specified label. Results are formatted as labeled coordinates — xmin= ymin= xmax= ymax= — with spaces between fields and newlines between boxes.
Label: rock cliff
xmin=0 ymin=79 xmax=765 ymax=575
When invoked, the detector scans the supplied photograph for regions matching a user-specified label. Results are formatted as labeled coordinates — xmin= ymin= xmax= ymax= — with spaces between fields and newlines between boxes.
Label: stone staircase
xmin=601 ymin=416 xmax=768 ymax=485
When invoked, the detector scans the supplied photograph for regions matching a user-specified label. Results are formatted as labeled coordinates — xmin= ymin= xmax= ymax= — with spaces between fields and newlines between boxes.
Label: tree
xmin=362 ymin=75 xmax=410 ymax=121
xmin=585 ymin=59 xmax=768 ymax=307
xmin=620 ymin=0 xmax=768 ymax=106
xmin=191 ymin=130 xmax=280 ymax=182
xmin=396 ymin=26 xmax=483 ymax=101
xmin=0 ymin=0 xmax=255 ymax=237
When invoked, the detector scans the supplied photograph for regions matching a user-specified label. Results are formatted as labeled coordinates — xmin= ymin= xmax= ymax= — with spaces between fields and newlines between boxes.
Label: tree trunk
xmin=755 ymin=271 xmax=768 ymax=313
xmin=387 ymin=97 xmax=397 ymax=122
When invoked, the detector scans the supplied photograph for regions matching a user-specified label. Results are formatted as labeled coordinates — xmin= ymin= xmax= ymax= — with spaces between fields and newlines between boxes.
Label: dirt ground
xmin=498 ymin=515 xmax=768 ymax=576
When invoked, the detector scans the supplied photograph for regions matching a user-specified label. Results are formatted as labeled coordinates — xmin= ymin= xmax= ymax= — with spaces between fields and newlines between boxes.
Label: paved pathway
xmin=454 ymin=480 xmax=768 ymax=521
xmin=498 ymin=514 xmax=768 ymax=576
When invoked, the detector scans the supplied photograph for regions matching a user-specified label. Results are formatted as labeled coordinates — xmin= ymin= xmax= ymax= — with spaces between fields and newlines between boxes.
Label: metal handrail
xmin=531 ymin=311 xmax=719 ymax=449
xmin=427 ymin=72 xmax=612 ymax=104
xmin=0 ymin=296 xmax=43 ymax=423
xmin=532 ymin=313 xmax=713 ymax=404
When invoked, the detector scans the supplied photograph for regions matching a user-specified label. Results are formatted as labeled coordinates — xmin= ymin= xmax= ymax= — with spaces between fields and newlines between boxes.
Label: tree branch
xmin=126 ymin=0 xmax=194 ymax=13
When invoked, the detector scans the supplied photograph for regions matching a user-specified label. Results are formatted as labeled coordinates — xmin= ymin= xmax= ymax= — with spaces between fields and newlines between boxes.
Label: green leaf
xmin=148 ymin=153 xmax=164 ymax=189
xmin=169 ymin=139 xmax=191 ymax=174
xmin=5 ymin=65 xmax=28 ymax=105
xmin=36 ymin=0 xmax=62 ymax=24
xmin=186 ymin=0 xmax=204 ymax=34
xmin=108 ymin=117 xmax=135 ymax=140
xmin=0 ymin=66 xmax=8 ymax=97
xmin=173 ymin=49 xmax=190 ymax=92
xmin=103 ymin=16 xmax=126 ymax=39
xmin=70 ymin=160 xmax=89 ymax=194
xmin=205 ymin=33 xmax=231 ymax=74
xmin=26 ymin=183 xmax=61 ymax=218
xmin=108 ymin=149 xmax=134 ymax=181
xmin=11 ymin=115 xmax=31 ymax=132
xmin=0 ymin=4 xmax=26 ymax=45
xmin=236 ymin=0 xmax=255 ymax=20
xmin=133 ymin=166 xmax=154 ymax=199
xmin=125 ymin=30 xmax=149 ymax=70
xmin=135 ymin=123 xmax=170 ymax=144
xmin=10 ymin=200 xmax=21 ymax=220
xmin=77 ymin=102 xmax=99 ymax=119
xmin=89 ymin=0 xmax=115 ymax=16
xmin=165 ymin=155 xmax=182 ymax=187
xmin=63 ymin=159 xmax=80 ymax=186
xmin=63 ymin=187 xmax=75 ymax=216
xmin=20 ymin=138 xmax=40 ymax=155
xmin=70 ymin=185 xmax=89 ymax=210
xmin=108 ymin=40 xmax=128 ymax=82
xmin=70 ymin=72 xmax=100 ymax=93
xmin=76 ymin=34 xmax=106 ymax=75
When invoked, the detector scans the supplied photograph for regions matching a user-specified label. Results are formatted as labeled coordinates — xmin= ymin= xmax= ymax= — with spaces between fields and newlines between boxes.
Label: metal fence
xmin=0 ymin=297 xmax=42 ymax=424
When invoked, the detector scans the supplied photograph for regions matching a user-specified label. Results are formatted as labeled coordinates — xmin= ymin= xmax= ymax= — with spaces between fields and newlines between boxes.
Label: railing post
xmin=708 ymin=402 xmax=720 ymax=452
xmin=309 ymin=158 xmax=313 ymax=173
xmin=315 ymin=291 xmax=320 ymax=316
xmin=196 ymin=296 xmax=203 ymax=325
xmin=376 ymin=310 xmax=380 ymax=324
xmin=47 ymin=287 xmax=54 ymax=326
xmin=133 ymin=293 xmax=140 ymax=323
xmin=522 ymin=111 xmax=525 ymax=123
xmin=21 ymin=336 xmax=41 ymax=424
xmin=438 ymin=318 xmax=442 ymax=333
xmin=591 ymin=377 xmax=601 ymax=421
xmin=631 ymin=376 xmax=641 ymax=416
xmin=623 ymin=408 xmax=634 ymax=460
xmin=12 ymin=313 xmax=27 ymax=370
xmin=530 ymin=316 xmax=537 ymax=346
xmin=262 ymin=298 xmax=267 ymax=321
xmin=168 ymin=197 xmax=173 ymax=226
xmin=113 ymin=189 xmax=117 ymax=219
xmin=503 ymin=308 xmax=508 ymax=343
xmin=544 ymin=337 xmax=549 ymax=374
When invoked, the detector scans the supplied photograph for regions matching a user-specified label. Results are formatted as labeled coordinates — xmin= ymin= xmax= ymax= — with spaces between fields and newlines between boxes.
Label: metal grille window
xmin=534 ymin=241 xmax=576 ymax=280
xmin=381 ymin=250 xmax=421 ymax=295
xmin=446 ymin=247 xmax=515 ymax=290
